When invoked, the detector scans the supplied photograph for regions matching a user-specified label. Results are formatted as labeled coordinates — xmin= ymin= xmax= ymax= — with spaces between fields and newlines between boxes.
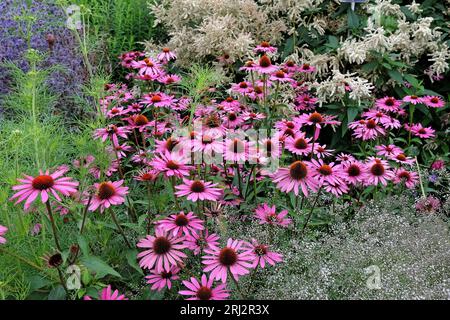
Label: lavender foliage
xmin=0 ymin=0 xmax=86 ymax=111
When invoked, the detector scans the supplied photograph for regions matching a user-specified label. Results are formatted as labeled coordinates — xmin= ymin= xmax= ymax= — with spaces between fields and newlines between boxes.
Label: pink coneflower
xmin=141 ymin=92 xmax=176 ymax=108
xmin=134 ymin=168 xmax=158 ymax=182
xmin=94 ymin=125 xmax=130 ymax=147
xmin=254 ymin=203 xmax=291 ymax=227
xmin=158 ymin=73 xmax=181 ymax=85
xmin=175 ymin=179 xmax=222 ymax=202
xmin=137 ymin=228 xmax=187 ymax=272
xmin=157 ymin=47 xmax=176 ymax=63
xmin=125 ymin=102 xmax=143 ymax=114
xmin=258 ymin=136 xmax=282 ymax=159
xmin=375 ymin=96 xmax=402 ymax=112
xmin=192 ymin=133 xmax=224 ymax=155
xmin=245 ymin=239 xmax=283 ymax=269
xmin=254 ymin=41 xmax=277 ymax=54
xmin=239 ymin=59 xmax=256 ymax=72
xmin=30 ymin=223 xmax=42 ymax=236
xmin=223 ymin=112 xmax=244 ymax=128
xmin=310 ymin=159 xmax=345 ymax=185
xmin=132 ymin=57 xmax=162 ymax=77
xmin=274 ymin=119 xmax=301 ymax=132
xmin=0 ymin=225 xmax=7 ymax=244
xmin=313 ymin=145 xmax=335 ymax=159
xmin=10 ymin=169 xmax=79 ymax=209
xmin=403 ymin=95 xmax=424 ymax=105
xmin=155 ymin=137 xmax=179 ymax=153
xmin=202 ymin=238 xmax=253 ymax=283
xmin=269 ymin=70 xmax=294 ymax=83
xmin=157 ymin=211 xmax=204 ymax=237
xmin=106 ymin=106 xmax=126 ymax=118
xmin=335 ymin=153 xmax=356 ymax=164
xmin=220 ymin=97 xmax=241 ymax=112
xmin=231 ymin=81 xmax=253 ymax=95
xmin=294 ymin=94 xmax=318 ymax=111
xmin=388 ymin=153 xmax=415 ymax=166
xmin=185 ymin=230 xmax=220 ymax=255
xmin=179 ymin=274 xmax=230 ymax=300
xmin=362 ymin=109 xmax=400 ymax=129
xmin=84 ymin=285 xmax=128 ymax=300
xmin=375 ymin=144 xmax=403 ymax=157
xmin=423 ymin=95 xmax=445 ymax=108
xmin=409 ymin=123 xmax=435 ymax=139
xmin=393 ymin=168 xmax=419 ymax=189
xmin=366 ymin=157 xmax=395 ymax=186
xmin=124 ymin=114 xmax=152 ymax=132
xmin=223 ymin=138 xmax=248 ymax=163
xmin=285 ymin=133 xmax=312 ymax=156
xmin=351 ymin=119 xmax=386 ymax=140
xmin=296 ymin=112 xmax=340 ymax=139
xmin=88 ymin=180 xmax=128 ymax=212
xmin=341 ymin=161 xmax=368 ymax=185
xmin=145 ymin=266 xmax=180 ymax=292
xmin=107 ymin=143 xmax=133 ymax=159
xmin=151 ymin=152 xmax=191 ymax=179
xmin=254 ymin=55 xmax=278 ymax=74
xmin=242 ymin=111 xmax=266 ymax=122
xmin=272 ymin=161 xmax=319 ymax=196
xmin=298 ymin=63 xmax=316 ymax=73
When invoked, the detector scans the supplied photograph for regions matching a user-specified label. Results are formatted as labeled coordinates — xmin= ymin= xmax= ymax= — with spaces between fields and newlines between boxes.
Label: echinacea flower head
xmin=175 ymin=179 xmax=222 ymax=202
xmin=94 ymin=125 xmax=130 ymax=147
xmin=253 ymin=41 xmax=277 ymax=54
xmin=150 ymin=152 xmax=191 ymax=179
xmin=202 ymin=238 xmax=253 ymax=283
xmin=223 ymin=138 xmax=248 ymax=163
xmin=137 ymin=228 xmax=187 ymax=272
xmin=134 ymin=168 xmax=158 ymax=182
xmin=272 ymin=161 xmax=319 ymax=196
xmin=0 ymin=225 xmax=8 ymax=244
xmin=254 ymin=55 xmax=278 ymax=74
xmin=88 ymin=180 xmax=129 ymax=212
xmin=366 ymin=157 xmax=395 ymax=186
xmin=245 ymin=239 xmax=283 ymax=269
xmin=179 ymin=274 xmax=230 ymax=300
xmin=375 ymin=144 xmax=403 ymax=157
xmin=409 ymin=123 xmax=435 ymax=139
xmin=298 ymin=63 xmax=316 ymax=73
xmin=423 ymin=95 xmax=445 ymax=108
xmin=185 ymin=230 xmax=220 ymax=255
xmin=157 ymin=211 xmax=204 ymax=237
xmin=341 ymin=161 xmax=368 ymax=185
xmin=310 ymin=159 xmax=346 ymax=186
xmin=254 ymin=203 xmax=291 ymax=227
xmin=393 ymin=168 xmax=419 ymax=189
xmin=145 ymin=266 xmax=180 ymax=292
xmin=84 ymin=285 xmax=128 ymax=300
xmin=10 ymin=169 xmax=79 ymax=210
xmin=285 ymin=133 xmax=312 ymax=156
xmin=388 ymin=153 xmax=415 ymax=166
xmin=375 ymin=96 xmax=402 ymax=112
xmin=431 ymin=160 xmax=445 ymax=170
xmin=157 ymin=47 xmax=176 ymax=63
xmin=403 ymin=95 xmax=424 ymax=105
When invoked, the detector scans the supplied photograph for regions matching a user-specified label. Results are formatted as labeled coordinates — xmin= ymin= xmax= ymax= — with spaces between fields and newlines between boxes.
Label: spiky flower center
xmin=275 ymin=70 xmax=285 ymax=78
xmin=370 ymin=163 xmax=385 ymax=176
xmin=134 ymin=114 xmax=149 ymax=126
xmin=175 ymin=214 xmax=189 ymax=227
xmin=385 ymin=98 xmax=395 ymax=106
xmin=366 ymin=119 xmax=377 ymax=129
xmin=318 ymin=164 xmax=332 ymax=176
xmin=396 ymin=154 xmax=407 ymax=161
xmin=228 ymin=113 xmax=237 ymax=121
xmin=190 ymin=180 xmax=205 ymax=193
xmin=411 ymin=95 xmax=418 ymax=99
xmin=399 ymin=171 xmax=411 ymax=180
xmin=289 ymin=161 xmax=308 ymax=180
xmin=347 ymin=164 xmax=361 ymax=177
xmin=162 ymin=47 xmax=170 ymax=53
xmin=302 ymin=63 xmax=310 ymax=70
xmin=32 ymin=175 xmax=55 ymax=190
xmin=218 ymin=247 xmax=238 ymax=266
xmin=161 ymin=271 xmax=173 ymax=279
xmin=196 ymin=286 xmax=213 ymax=300
xmin=430 ymin=97 xmax=439 ymax=103
xmin=418 ymin=128 xmax=426 ymax=134
xmin=98 ymin=182 xmax=116 ymax=200
xmin=260 ymin=41 xmax=270 ymax=48
xmin=144 ymin=58 xmax=154 ymax=67
xmin=151 ymin=95 xmax=162 ymax=103
xmin=254 ymin=245 xmax=268 ymax=256
xmin=166 ymin=160 xmax=180 ymax=170
xmin=308 ymin=112 xmax=323 ymax=123
xmin=294 ymin=138 xmax=308 ymax=150
xmin=153 ymin=236 xmax=172 ymax=254
xmin=259 ymin=55 xmax=272 ymax=68
xmin=239 ymin=82 xmax=248 ymax=88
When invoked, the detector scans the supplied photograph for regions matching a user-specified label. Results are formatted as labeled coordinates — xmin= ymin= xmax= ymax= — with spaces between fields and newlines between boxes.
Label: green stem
xmin=415 ymin=157 xmax=426 ymax=198
xmin=300 ymin=186 xmax=322 ymax=236
xmin=228 ymin=268 xmax=246 ymax=299
xmin=109 ymin=209 xmax=132 ymax=249
xmin=45 ymin=201 xmax=62 ymax=252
